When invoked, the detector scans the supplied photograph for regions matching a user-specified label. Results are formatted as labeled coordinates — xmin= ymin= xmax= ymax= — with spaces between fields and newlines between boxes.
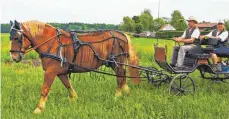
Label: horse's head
xmin=9 ymin=20 xmax=32 ymax=63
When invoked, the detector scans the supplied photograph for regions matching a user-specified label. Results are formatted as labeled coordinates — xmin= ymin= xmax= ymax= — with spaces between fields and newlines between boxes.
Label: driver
xmin=200 ymin=20 xmax=229 ymax=71
xmin=170 ymin=16 xmax=200 ymax=70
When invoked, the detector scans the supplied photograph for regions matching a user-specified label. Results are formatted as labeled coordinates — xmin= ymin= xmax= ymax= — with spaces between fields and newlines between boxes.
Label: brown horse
xmin=9 ymin=20 xmax=140 ymax=114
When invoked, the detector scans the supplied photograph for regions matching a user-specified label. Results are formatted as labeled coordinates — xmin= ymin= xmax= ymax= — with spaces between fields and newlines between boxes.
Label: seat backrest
xmin=154 ymin=45 xmax=167 ymax=62
xmin=201 ymin=38 xmax=218 ymax=46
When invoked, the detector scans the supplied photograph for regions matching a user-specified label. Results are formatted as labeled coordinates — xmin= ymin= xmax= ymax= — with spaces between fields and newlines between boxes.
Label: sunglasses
xmin=218 ymin=23 xmax=223 ymax=25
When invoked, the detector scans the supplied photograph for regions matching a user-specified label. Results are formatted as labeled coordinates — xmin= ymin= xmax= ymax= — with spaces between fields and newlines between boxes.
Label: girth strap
xmin=104 ymin=31 xmax=117 ymax=67
xmin=56 ymin=28 xmax=64 ymax=66
xmin=68 ymin=31 xmax=82 ymax=74
xmin=70 ymin=31 xmax=81 ymax=53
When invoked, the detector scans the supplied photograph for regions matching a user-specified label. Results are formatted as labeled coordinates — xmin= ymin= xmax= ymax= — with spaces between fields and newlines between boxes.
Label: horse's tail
xmin=124 ymin=34 xmax=141 ymax=84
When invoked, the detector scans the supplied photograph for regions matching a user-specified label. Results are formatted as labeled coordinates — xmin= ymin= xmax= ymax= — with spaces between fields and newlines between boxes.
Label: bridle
xmin=9 ymin=27 xmax=62 ymax=55
xmin=9 ymin=28 xmax=29 ymax=54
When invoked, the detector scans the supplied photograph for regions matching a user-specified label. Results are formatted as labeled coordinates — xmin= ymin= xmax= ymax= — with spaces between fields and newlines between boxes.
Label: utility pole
xmin=157 ymin=0 xmax=161 ymax=31
xmin=158 ymin=0 xmax=160 ymax=20
xmin=156 ymin=0 xmax=161 ymax=42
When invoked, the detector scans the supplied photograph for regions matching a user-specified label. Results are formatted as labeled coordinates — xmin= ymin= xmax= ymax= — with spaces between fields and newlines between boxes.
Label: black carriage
xmin=154 ymin=38 xmax=229 ymax=95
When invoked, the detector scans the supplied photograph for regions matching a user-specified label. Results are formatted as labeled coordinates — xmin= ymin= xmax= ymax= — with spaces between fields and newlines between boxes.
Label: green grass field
xmin=1 ymin=33 xmax=229 ymax=119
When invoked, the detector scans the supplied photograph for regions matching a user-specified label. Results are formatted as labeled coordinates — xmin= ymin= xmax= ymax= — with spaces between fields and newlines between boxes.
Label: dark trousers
xmin=213 ymin=47 xmax=229 ymax=57
xmin=171 ymin=44 xmax=198 ymax=67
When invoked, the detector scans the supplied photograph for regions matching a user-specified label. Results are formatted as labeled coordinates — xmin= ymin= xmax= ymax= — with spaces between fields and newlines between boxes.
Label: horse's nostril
xmin=13 ymin=58 xmax=20 ymax=63
xmin=13 ymin=59 xmax=17 ymax=62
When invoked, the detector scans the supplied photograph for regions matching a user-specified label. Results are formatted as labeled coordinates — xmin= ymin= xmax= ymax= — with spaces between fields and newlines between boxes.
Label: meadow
xmin=1 ymin=33 xmax=229 ymax=119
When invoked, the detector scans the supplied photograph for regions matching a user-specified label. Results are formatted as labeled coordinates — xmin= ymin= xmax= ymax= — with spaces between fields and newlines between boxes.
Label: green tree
xmin=143 ymin=9 xmax=152 ymax=16
xmin=119 ymin=16 xmax=135 ymax=32
xmin=139 ymin=12 xmax=153 ymax=31
xmin=162 ymin=17 xmax=170 ymax=23
xmin=170 ymin=10 xmax=187 ymax=31
xmin=153 ymin=18 xmax=166 ymax=31
xmin=224 ymin=20 xmax=229 ymax=31
xmin=135 ymin=23 xmax=143 ymax=33
xmin=132 ymin=16 xmax=140 ymax=23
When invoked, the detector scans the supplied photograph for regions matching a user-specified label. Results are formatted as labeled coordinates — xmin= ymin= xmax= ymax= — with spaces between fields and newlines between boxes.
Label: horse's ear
xmin=10 ymin=20 xmax=14 ymax=26
xmin=14 ymin=20 xmax=20 ymax=29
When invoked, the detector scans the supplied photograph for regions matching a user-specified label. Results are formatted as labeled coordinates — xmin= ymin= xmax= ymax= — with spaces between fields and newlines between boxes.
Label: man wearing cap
xmin=170 ymin=16 xmax=200 ymax=70
xmin=200 ymin=20 xmax=229 ymax=71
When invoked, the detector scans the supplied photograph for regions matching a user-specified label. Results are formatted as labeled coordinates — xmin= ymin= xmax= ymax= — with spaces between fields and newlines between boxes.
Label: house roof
xmin=159 ymin=24 xmax=169 ymax=30
xmin=197 ymin=23 xmax=217 ymax=28
xmin=159 ymin=24 xmax=176 ymax=31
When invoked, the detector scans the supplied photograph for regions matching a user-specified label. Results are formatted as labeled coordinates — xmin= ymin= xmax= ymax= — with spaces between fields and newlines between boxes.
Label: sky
xmin=1 ymin=0 xmax=229 ymax=24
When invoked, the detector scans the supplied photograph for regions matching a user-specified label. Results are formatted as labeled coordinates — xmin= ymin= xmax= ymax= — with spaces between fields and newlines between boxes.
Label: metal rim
xmin=169 ymin=74 xmax=196 ymax=95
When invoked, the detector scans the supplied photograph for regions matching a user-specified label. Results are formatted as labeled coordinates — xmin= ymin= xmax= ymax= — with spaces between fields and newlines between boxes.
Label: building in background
xmin=133 ymin=31 xmax=156 ymax=38
xmin=159 ymin=24 xmax=176 ymax=31
xmin=197 ymin=23 xmax=217 ymax=31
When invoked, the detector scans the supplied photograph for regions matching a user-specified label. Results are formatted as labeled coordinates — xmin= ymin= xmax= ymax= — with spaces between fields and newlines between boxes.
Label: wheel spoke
xmin=173 ymin=80 xmax=180 ymax=88
xmin=180 ymin=78 xmax=182 ymax=89
xmin=175 ymin=91 xmax=181 ymax=96
xmin=184 ymin=89 xmax=193 ymax=92
xmin=184 ymin=83 xmax=193 ymax=89
xmin=182 ymin=77 xmax=188 ymax=88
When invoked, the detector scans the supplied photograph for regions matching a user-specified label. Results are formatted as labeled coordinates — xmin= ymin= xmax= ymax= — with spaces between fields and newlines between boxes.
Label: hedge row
xmin=156 ymin=31 xmax=211 ymax=39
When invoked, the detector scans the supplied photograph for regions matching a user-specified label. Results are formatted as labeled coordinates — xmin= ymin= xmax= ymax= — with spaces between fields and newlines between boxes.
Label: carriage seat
xmin=200 ymin=38 xmax=217 ymax=53
xmin=201 ymin=46 xmax=214 ymax=53
xmin=185 ymin=46 xmax=211 ymax=59
xmin=185 ymin=38 xmax=214 ymax=59
xmin=200 ymin=38 xmax=229 ymax=57
xmin=187 ymin=53 xmax=211 ymax=59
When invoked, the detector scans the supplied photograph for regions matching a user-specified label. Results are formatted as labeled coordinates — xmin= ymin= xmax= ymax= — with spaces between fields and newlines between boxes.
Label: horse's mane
xmin=22 ymin=20 xmax=54 ymax=39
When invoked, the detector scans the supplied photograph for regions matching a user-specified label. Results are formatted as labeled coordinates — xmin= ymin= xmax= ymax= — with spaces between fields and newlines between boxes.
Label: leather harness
xmin=39 ymin=29 xmax=129 ymax=76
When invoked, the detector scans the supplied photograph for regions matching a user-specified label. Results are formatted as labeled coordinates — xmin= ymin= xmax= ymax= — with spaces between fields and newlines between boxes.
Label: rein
xmin=24 ymin=34 xmax=61 ymax=54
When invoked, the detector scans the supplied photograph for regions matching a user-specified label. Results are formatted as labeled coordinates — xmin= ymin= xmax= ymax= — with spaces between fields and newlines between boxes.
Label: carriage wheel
xmin=169 ymin=74 xmax=196 ymax=95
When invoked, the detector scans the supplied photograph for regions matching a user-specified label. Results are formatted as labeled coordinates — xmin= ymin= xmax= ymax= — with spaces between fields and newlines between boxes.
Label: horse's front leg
xmin=57 ymin=74 xmax=78 ymax=102
xmin=33 ymin=71 xmax=57 ymax=114
xmin=115 ymin=68 xmax=130 ymax=99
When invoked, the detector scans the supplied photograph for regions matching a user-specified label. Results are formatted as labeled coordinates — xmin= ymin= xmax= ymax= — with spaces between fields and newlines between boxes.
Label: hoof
xmin=114 ymin=95 xmax=121 ymax=101
xmin=69 ymin=96 xmax=77 ymax=103
xmin=126 ymin=92 xmax=130 ymax=96
xmin=69 ymin=89 xmax=78 ymax=100
xmin=122 ymin=84 xmax=130 ymax=96
xmin=114 ymin=88 xmax=122 ymax=101
xmin=69 ymin=92 xmax=78 ymax=103
xmin=33 ymin=107 xmax=43 ymax=114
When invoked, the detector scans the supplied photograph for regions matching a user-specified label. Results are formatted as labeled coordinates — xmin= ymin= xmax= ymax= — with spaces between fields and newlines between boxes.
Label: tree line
xmin=119 ymin=9 xmax=229 ymax=33
xmin=1 ymin=22 xmax=119 ymax=33
xmin=119 ymin=9 xmax=188 ymax=33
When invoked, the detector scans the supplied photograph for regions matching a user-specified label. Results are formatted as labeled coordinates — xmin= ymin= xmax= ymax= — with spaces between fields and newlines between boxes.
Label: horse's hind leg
xmin=57 ymin=74 xmax=78 ymax=101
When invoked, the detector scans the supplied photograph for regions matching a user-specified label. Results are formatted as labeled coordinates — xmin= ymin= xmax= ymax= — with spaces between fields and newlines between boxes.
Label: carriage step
xmin=173 ymin=66 xmax=195 ymax=73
